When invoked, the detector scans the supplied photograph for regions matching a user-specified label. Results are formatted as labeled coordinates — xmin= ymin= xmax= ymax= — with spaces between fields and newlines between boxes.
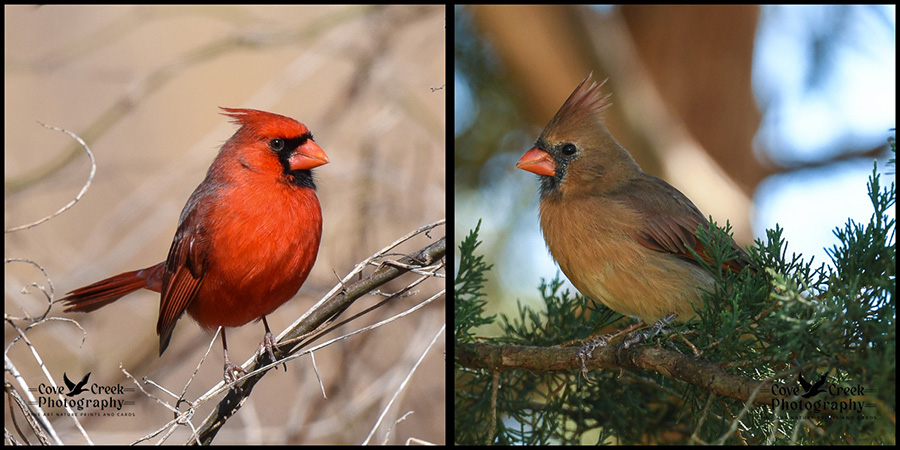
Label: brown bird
xmin=515 ymin=75 xmax=749 ymax=325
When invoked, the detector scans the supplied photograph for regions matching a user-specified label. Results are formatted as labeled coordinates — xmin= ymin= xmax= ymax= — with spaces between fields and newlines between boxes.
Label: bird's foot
xmin=223 ymin=359 xmax=246 ymax=390
xmin=577 ymin=334 xmax=614 ymax=381
xmin=572 ymin=321 xmax=646 ymax=380
xmin=620 ymin=313 xmax=677 ymax=350
xmin=257 ymin=331 xmax=287 ymax=372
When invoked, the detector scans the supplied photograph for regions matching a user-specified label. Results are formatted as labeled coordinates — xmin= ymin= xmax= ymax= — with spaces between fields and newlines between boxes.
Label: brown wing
xmin=620 ymin=174 xmax=749 ymax=274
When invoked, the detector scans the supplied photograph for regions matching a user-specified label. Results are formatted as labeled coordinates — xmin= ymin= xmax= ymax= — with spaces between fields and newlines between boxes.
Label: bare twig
xmin=5 ymin=124 xmax=96 ymax=233
xmin=185 ymin=220 xmax=445 ymax=445
xmin=363 ymin=323 xmax=445 ymax=444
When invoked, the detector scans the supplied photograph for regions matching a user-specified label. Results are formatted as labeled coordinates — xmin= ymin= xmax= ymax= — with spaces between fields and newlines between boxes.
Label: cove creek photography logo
xmin=769 ymin=369 xmax=877 ymax=420
xmin=29 ymin=371 xmax=136 ymax=416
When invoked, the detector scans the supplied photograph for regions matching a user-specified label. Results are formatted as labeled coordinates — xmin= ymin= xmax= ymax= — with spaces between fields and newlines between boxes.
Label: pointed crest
xmin=218 ymin=107 xmax=309 ymax=138
xmin=539 ymin=73 xmax=611 ymax=140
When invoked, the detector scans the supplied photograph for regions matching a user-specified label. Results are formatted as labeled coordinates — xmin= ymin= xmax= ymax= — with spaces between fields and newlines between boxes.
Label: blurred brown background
xmin=5 ymin=5 xmax=445 ymax=445
xmin=460 ymin=5 xmax=762 ymax=243
xmin=453 ymin=4 xmax=893 ymax=335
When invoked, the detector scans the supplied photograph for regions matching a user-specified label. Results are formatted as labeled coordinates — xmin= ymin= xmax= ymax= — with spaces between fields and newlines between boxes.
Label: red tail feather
xmin=61 ymin=264 xmax=164 ymax=313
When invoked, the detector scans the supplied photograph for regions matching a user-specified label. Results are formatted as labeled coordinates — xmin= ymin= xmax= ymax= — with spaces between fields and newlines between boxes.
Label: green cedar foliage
xmin=454 ymin=141 xmax=895 ymax=445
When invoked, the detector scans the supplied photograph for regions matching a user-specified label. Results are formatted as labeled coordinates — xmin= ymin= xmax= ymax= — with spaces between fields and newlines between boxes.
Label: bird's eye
xmin=562 ymin=143 xmax=577 ymax=156
xmin=269 ymin=138 xmax=285 ymax=151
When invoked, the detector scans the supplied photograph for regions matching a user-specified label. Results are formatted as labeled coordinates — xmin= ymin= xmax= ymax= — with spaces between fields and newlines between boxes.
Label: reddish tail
xmin=60 ymin=263 xmax=165 ymax=313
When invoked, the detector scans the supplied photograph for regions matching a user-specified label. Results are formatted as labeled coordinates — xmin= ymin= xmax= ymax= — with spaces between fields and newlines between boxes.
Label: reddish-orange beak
xmin=288 ymin=140 xmax=329 ymax=171
xmin=515 ymin=147 xmax=556 ymax=177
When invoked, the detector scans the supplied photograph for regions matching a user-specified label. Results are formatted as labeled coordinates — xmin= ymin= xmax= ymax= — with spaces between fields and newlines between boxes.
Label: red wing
xmin=157 ymin=200 xmax=210 ymax=355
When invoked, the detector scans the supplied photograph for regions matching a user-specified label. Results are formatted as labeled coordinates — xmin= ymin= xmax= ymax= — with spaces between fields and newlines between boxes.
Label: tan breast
xmin=539 ymin=194 xmax=714 ymax=322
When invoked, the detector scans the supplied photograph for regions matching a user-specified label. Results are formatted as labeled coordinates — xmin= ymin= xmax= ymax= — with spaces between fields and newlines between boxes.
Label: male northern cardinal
xmin=516 ymin=75 xmax=749 ymax=326
xmin=60 ymin=107 xmax=328 ymax=384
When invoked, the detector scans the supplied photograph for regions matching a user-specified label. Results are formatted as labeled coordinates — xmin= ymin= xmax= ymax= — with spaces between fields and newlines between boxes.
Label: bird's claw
xmin=620 ymin=313 xmax=677 ymax=350
xmin=224 ymin=361 xmax=246 ymax=390
xmin=258 ymin=331 xmax=287 ymax=372
xmin=577 ymin=334 xmax=612 ymax=381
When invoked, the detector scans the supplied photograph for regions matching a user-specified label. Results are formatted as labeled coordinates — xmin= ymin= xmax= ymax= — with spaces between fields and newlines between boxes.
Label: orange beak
xmin=515 ymin=147 xmax=556 ymax=177
xmin=288 ymin=140 xmax=329 ymax=171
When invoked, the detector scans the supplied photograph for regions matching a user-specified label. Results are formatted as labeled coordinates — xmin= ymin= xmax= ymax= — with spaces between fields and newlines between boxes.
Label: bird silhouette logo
xmin=797 ymin=371 xmax=828 ymax=399
xmin=63 ymin=372 xmax=91 ymax=397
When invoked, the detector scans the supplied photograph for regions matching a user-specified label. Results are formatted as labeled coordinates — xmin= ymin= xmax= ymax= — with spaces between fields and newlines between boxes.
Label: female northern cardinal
xmin=60 ymin=107 xmax=328 ymax=383
xmin=516 ymin=75 xmax=749 ymax=325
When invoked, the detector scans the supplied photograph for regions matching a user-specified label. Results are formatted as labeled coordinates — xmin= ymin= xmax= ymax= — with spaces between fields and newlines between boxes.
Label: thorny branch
xmin=184 ymin=219 xmax=445 ymax=445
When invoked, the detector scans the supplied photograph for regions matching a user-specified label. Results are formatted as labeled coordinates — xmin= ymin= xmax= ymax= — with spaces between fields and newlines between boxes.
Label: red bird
xmin=60 ymin=107 xmax=328 ymax=383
